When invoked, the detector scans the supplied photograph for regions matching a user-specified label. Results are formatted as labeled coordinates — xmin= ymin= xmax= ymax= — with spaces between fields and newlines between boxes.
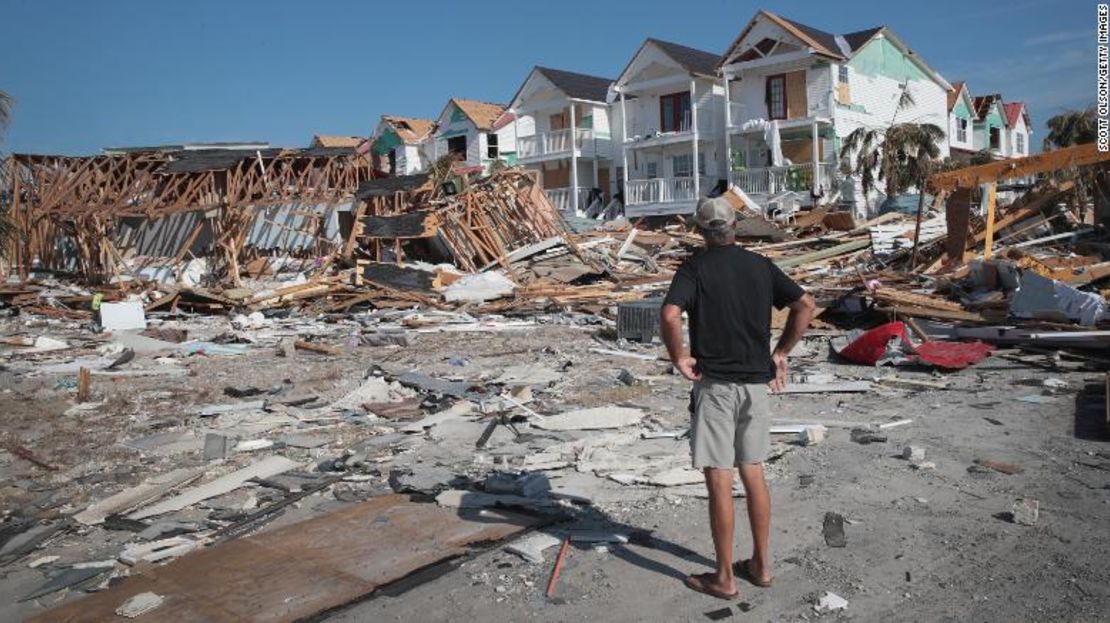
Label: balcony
xmin=517 ymin=128 xmax=611 ymax=162
xmin=623 ymin=110 xmax=715 ymax=149
xmin=544 ymin=186 xmax=595 ymax=214
xmin=624 ymin=176 xmax=713 ymax=216
xmin=729 ymin=162 xmax=834 ymax=197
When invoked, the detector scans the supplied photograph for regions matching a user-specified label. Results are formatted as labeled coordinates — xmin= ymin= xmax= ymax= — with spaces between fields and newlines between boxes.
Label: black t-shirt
xmin=663 ymin=244 xmax=805 ymax=383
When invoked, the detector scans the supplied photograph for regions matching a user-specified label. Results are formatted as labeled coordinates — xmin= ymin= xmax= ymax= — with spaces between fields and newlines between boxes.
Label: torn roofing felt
xmin=356 ymin=174 xmax=430 ymax=199
xmin=158 ymin=146 xmax=358 ymax=174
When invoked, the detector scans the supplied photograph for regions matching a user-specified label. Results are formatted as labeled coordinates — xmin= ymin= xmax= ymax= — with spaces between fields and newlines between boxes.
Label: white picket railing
xmin=624 ymin=109 xmax=714 ymax=141
xmin=625 ymin=176 xmax=712 ymax=206
xmin=544 ymin=187 xmax=594 ymax=214
xmin=730 ymin=163 xmax=835 ymax=195
xmin=518 ymin=128 xmax=601 ymax=159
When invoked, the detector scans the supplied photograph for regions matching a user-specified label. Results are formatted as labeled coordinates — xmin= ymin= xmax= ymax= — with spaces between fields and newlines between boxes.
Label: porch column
xmin=619 ymin=89 xmax=629 ymax=199
xmin=569 ymin=102 xmax=579 ymax=215
xmin=690 ymin=77 xmax=700 ymax=200
xmin=592 ymin=157 xmax=600 ymax=201
xmin=512 ymin=111 xmax=520 ymax=160
xmin=723 ymin=72 xmax=732 ymax=189
xmin=811 ymin=119 xmax=820 ymax=199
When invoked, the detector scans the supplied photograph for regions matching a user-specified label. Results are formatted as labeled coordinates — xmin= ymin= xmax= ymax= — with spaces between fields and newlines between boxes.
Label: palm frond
xmin=0 ymin=90 xmax=11 ymax=133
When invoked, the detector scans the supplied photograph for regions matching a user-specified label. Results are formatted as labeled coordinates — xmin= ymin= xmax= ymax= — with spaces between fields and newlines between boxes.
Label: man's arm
xmin=661 ymin=303 xmax=701 ymax=381
xmin=769 ymin=293 xmax=816 ymax=392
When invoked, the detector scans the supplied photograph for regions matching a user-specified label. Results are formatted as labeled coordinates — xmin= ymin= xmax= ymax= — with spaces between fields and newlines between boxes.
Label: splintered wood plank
xmin=29 ymin=494 xmax=541 ymax=623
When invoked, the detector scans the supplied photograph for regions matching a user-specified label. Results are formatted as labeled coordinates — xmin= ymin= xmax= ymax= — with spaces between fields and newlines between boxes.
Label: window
xmin=646 ymin=162 xmax=658 ymax=178
xmin=659 ymin=91 xmax=692 ymax=133
xmin=447 ymin=135 xmax=467 ymax=158
xmin=1015 ymin=132 xmax=1025 ymax=154
xmin=766 ymin=75 xmax=786 ymax=119
xmin=989 ymin=127 xmax=1001 ymax=150
xmin=672 ymin=154 xmax=705 ymax=178
xmin=486 ymin=132 xmax=499 ymax=159
xmin=673 ymin=154 xmax=692 ymax=177
xmin=388 ymin=149 xmax=397 ymax=174
xmin=836 ymin=66 xmax=851 ymax=105
xmin=956 ymin=118 xmax=968 ymax=143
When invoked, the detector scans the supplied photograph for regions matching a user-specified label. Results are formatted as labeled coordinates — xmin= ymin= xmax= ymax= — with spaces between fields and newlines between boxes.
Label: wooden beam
xmin=930 ymin=143 xmax=1110 ymax=191
xmin=983 ymin=182 xmax=997 ymax=260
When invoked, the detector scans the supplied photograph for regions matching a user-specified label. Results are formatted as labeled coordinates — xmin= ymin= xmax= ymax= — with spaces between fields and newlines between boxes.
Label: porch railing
xmin=730 ymin=163 xmax=835 ymax=196
xmin=544 ymin=186 xmax=594 ymax=214
xmin=624 ymin=109 xmax=714 ymax=141
xmin=518 ymin=128 xmax=601 ymax=159
xmin=625 ymin=176 xmax=712 ymax=206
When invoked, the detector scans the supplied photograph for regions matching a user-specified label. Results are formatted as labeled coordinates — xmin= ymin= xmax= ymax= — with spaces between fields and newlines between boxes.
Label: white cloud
xmin=1024 ymin=29 xmax=1088 ymax=47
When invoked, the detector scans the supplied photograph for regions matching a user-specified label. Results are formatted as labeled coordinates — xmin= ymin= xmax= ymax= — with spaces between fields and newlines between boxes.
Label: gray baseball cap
xmin=693 ymin=197 xmax=736 ymax=230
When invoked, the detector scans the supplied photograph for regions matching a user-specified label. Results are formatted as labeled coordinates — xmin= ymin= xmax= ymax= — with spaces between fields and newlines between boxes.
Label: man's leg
xmin=704 ymin=467 xmax=737 ymax=590
xmin=737 ymin=462 xmax=772 ymax=583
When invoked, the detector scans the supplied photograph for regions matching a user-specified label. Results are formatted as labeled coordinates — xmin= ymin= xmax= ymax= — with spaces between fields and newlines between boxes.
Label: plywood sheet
xmin=30 ymin=494 xmax=540 ymax=623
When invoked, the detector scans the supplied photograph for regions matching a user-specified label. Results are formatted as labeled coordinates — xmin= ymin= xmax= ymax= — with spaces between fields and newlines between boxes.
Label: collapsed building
xmin=0 ymin=135 xmax=1108 ymax=621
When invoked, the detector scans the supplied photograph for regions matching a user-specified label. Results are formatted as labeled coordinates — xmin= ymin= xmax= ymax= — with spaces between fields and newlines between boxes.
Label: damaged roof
xmin=534 ymin=66 xmax=613 ymax=103
xmin=448 ymin=99 xmax=506 ymax=131
xmin=311 ymin=135 xmax=363 ymax=148
xmin=381 ymin=116 xmax=436 ymax=143
xmin=973 ymin=94 xmax=1003 ymax=119
xmin=159 ymin=146 xmax=357 ymax=174
xmin=356 ymin=173 xmax=430 ymax=198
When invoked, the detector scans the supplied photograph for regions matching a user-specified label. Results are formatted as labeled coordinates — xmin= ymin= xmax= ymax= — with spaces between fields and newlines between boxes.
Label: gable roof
xmin=1003 ymin=102 xmax=1027 ymax=127
xmin=775 ymin=14 xmax=844 ymax=57
xmin=717 ymin=11 xmax=946 ymax=90
xmin=841 ymin=27 xmax=884 ymax=53
xmin=535 ymin=66 xmax=613 ymax=102
xmin=446 ymin=98 xmax=505 ymax=131
xmin=947 ymin=81 xmax=966 ymax=112
xmin=721 ymin=10 xmax=852 ymax=63
xmin=646 ymin=38 xmax=719 ymax=76
xmin=312 ymin=135 xmax=363 ymax=148
xmin=381 ymin=116 xmax=435 ymax=143
xmin=973 ymin=94 xmax=1003 ymax=119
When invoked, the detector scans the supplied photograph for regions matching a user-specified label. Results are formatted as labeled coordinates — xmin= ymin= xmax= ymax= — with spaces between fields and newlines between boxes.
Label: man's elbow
xmin=791 ymin=293 xmax=816 ymax=312
xmin=660 ymin=304 xmax=682 ymax=325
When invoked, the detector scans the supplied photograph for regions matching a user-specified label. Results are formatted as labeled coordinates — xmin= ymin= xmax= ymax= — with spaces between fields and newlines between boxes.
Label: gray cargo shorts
xmin=689 ymin=378 xmax=771 ymax=468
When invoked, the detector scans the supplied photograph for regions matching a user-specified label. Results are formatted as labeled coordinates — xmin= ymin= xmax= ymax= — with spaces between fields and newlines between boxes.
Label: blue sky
xmin=0 ymin=0 xmax=1094 ymax=155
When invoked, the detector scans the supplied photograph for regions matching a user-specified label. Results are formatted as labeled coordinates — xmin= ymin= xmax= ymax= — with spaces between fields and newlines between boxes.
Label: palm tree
xmin=839 ymin=83 xmax=945 ymax=210
xmin=839 ymin=122 xmax=945 ymax=203
xmin=0 ymin=90 xmax=14 ymax=267
xmin=0 ymin=90 xmax=12 ymax=133
xmin=1043 ymin=106 xmax=1096 ymax=150
xmin=1043 ymin=106 xmax=1105 ymax=223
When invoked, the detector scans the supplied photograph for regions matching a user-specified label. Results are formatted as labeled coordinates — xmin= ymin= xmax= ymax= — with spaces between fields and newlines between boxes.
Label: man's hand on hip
xmin=768 ymin=351 xmax=788 ymax=393
xmin=675 ymin=356 xmax=702 ymax=382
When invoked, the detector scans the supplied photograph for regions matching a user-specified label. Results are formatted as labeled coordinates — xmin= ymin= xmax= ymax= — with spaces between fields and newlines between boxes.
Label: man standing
xmin=660 ymin=197 xmax=816 ymax=599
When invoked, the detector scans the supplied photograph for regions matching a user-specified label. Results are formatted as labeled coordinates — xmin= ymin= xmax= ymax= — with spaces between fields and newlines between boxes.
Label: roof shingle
xmin=646 ymin=38 xmax=719 ymax=76
xmin=1003 ymin=102 xmax=1026 ymax=127
xmin=535 ymin=67 xmax=612 ymax=102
